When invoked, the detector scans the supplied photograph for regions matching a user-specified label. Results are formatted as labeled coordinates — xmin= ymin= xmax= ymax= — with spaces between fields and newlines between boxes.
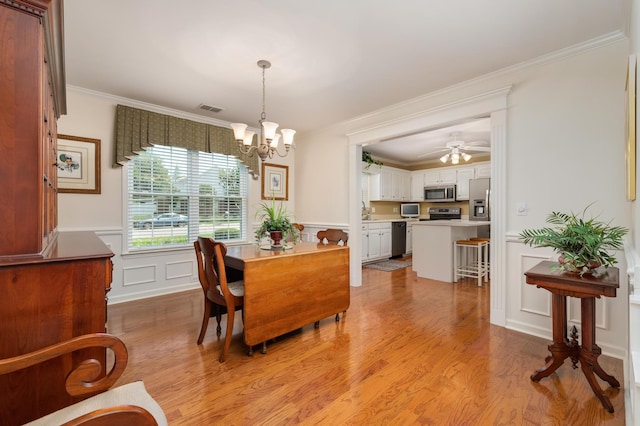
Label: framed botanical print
xmin=261 ymin=163 xmax=288 ymax=200
xmin=57 ymin=134 xmax=101 ymax=194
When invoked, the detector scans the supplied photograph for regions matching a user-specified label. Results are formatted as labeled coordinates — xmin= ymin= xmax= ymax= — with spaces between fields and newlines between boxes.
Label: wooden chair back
xmin=316 ymin=229 xmax=349 ymax=245
xmin=195 ymin=237 xmax=231 ymax=304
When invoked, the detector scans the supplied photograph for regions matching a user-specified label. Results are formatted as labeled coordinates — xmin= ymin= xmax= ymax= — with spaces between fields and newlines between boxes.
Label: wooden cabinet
xmin=455 ymin=167 xmax=476 ymax=200
xmin=0 ymin=3 xmax=114 ymax=424
xmin=0 ymin=0 xmax=65 ymax=257
xmin=0 ymin=233 xmax=114 ymax=425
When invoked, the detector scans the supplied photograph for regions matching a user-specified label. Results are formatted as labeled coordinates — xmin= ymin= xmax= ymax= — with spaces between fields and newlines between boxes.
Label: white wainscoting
xmin=86 ymin=223 xmax=347 ymax=305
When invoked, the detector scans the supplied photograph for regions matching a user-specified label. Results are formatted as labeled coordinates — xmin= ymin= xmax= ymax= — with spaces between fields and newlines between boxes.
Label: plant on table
xmin=255 ymin=197 xmax=299 ymax=247
xmin=519 ymin=204 xmax=627 ymax=276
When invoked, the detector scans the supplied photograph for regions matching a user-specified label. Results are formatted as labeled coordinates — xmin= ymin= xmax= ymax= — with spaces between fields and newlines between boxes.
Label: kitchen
xmin=361 ymin=117 xmax=492 ymax=282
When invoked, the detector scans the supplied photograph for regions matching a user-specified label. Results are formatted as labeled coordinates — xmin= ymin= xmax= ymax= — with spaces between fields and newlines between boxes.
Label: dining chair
xmin=316 ymin=229 xmax=349 ymax=245
xmin=194 ymin=237 xmax=244 ymax=362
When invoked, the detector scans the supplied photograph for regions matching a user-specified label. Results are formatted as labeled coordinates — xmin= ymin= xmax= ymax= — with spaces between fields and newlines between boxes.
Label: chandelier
xmin=230 ymin=60 xmax=295 ymax=161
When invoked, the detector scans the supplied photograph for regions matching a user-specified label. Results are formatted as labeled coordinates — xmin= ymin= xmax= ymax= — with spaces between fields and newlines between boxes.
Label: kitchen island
xmin=412 ymin=220 xmax=490 ymax=282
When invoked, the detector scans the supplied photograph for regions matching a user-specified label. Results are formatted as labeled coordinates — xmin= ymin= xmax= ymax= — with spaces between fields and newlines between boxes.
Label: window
xmin=127 ymin=145 xmax=248 ymax=249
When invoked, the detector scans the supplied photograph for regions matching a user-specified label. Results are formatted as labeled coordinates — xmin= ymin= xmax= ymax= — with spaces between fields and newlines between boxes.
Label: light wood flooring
xmin=107 ymin=261 xmax=625 ymax=425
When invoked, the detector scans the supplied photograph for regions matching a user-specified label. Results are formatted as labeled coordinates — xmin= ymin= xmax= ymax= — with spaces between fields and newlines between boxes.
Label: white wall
xmin=57 ymin=34 xmax=631 ymax=356
xmin=57 ymin=88 xmax=295 ymax=303
xmin=296 ymin=36 xmax=631 ymax=358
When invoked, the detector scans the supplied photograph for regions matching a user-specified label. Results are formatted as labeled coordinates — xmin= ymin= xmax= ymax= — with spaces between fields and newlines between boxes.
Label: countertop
xmin=412 ymin=219 xmax=491 ymax=227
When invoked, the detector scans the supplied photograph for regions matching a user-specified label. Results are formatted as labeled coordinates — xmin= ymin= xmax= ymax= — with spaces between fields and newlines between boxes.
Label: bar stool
xmin=453 ymin=239 xmax=488 ymax=286
xmin=470 ymin=237 xmax=490 ymax=281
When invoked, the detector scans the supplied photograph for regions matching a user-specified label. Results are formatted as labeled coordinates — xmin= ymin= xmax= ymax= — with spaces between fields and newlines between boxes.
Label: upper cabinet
xmin=475 ymin=163 xmax=491 ymax=179
xmin=410 ymin=172 xmax=425 ymax=201
xmin=455 ymin=167 xmax=476 ymax=200
xmin=0 ymin=0 xmax=65 ymax=257
xmin=424 ymin=169 xmax=457 ymax=186
xmin=369 ymin=166 xmax=411 ymax=201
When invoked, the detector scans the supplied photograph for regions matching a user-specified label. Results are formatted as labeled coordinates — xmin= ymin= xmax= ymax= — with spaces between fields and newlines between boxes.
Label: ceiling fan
xmin=421 ymin=132 xmax=490 ymax=164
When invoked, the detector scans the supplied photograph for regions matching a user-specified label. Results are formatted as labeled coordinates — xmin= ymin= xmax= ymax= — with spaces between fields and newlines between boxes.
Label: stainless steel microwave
xmin=424 ymin=185 xmax=456 ymax=202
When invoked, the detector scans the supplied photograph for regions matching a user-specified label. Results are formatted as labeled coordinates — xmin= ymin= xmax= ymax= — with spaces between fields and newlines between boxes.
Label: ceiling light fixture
xmin=441 ymin=150 xmax=472 ymax=164
xmin=230 ymin=60 xmax=295 ymax=161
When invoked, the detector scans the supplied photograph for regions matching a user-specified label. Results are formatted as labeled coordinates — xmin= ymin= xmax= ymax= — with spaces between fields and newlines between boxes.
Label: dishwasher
xmin=391 ymin=221 xmax=407 ymax=259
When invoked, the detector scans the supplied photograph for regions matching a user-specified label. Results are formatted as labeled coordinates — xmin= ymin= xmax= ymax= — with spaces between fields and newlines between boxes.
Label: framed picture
xmin=261 ymin=163 xmax=288 ymax=200
xmin=57 ymin=134 xmax=101 ymax=194
xmin=626 ymin=54 xmax=637 ymax=201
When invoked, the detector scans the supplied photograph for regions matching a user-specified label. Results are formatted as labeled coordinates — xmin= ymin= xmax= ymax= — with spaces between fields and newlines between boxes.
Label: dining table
xmin=224 ymin=242 xmax=350 ymax=352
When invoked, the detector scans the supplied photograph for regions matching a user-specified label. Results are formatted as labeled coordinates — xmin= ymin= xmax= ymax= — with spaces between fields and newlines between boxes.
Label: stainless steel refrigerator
xmin=469 ymin=178 xmax=490 ymax=238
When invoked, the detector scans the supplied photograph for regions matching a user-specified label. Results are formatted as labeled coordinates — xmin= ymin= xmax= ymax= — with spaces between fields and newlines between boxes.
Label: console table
xmin=524 ymin=261 xmax=620 ymax=412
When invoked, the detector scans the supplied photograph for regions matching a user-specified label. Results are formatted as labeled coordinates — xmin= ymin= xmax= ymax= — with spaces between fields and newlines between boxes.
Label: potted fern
xmin=255 ymin=197 xmax=299 ymax=248
xmin=519 ymin=205 xmax=627 ymax=276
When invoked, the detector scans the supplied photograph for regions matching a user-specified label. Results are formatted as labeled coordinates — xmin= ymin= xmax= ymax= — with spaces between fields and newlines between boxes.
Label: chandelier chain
xmin=261 ymin=65 xmax=267 ymax=122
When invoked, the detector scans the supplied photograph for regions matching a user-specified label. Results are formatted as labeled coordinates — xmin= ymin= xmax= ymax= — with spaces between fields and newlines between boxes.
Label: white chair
xmin=453 ymin=239 xmax=489 ymax=287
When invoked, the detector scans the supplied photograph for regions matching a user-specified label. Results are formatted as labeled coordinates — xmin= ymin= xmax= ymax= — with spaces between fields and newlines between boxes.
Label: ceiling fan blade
xmin=462 ymin=146 xmax=491 ymax=152
xmin=464 ymin=140 xmax=489 ymax=146
xmin=417 ymin=147 xmax=450 ymax=158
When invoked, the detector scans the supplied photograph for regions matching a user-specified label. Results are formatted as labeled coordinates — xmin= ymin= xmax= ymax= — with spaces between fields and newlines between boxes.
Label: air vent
xmin=198 ymin=103 xmax=223 ymax=113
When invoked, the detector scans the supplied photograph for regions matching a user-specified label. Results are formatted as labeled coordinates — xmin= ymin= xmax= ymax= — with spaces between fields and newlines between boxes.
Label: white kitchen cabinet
xmin=401 ymin=172 xmax=412 ymax=201
xmin=455 ymin=167 xmax=475 ymax=200
xmin=362 ymin=222 xmax=392 ymax=261
xmin=361 ymin=224 xmax=369 ymax=261
xmin=370 ymin=167 xmax=411 ymax=201
xmin=411 ymin=172 xmax=425 ymax=201
xmin=405 ymin=222 xmax=413 ymax=254
xmin=424 ymin=169 xmax=457 ymax=186
xmin=475 ymin=162 xmax=491 ymax=178
xmin=369 ymin=169 xmax=391 ymax=200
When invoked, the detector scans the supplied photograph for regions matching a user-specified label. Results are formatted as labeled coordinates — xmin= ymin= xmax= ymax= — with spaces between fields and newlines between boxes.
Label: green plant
xmin=362 ymin=151 xmax=383 ymax=169
xmin=519 ymin=205 xmax=627 ymax=276
xmin=255 ymin=197 xmax=299 ymax=243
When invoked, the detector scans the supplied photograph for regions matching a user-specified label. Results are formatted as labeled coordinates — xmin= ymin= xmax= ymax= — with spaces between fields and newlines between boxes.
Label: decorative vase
xmin=269 ymin=230 xmax=283 ymax=249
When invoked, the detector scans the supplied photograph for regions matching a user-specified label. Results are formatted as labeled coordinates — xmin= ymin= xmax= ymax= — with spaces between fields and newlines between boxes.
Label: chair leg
xmin=219 ymin=306 xmax=235 ymax=363
xmin=261 ymin=341 xmax=267 ymax=354
xmin=335 ymin=313 xmax=340 ymax=322
xmin=215 ymin=305 xmax=222 ymax=336
xmin=197 ymin=299 xmax=211 ymax=345
xmin=314 ymin=321 xmax=320 ymax=328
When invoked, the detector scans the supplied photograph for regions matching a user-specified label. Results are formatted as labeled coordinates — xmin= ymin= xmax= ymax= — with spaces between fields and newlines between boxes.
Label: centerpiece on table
xmin=519 ymin=204 xmax=627 ymax=276
xmin=255 ymin=197 xmax=299 ymax=249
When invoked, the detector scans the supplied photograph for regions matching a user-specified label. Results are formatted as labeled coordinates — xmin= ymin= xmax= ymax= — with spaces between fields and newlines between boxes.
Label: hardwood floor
xmin=107 ymin=262 xmax=625 ymax=425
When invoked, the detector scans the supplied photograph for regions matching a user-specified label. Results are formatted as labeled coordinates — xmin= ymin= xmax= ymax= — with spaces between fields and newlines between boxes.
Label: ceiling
xmin=63 ymin=1 xmax=629 ymax=164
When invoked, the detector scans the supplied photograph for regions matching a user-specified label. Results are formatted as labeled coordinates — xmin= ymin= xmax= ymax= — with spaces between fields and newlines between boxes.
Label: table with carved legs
xmin=524 ymin=261 xmax=620 ymax=413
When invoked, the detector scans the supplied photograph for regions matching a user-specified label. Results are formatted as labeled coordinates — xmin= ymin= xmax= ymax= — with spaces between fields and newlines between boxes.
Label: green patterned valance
xmin=114 ymin=104 xmax=259 ymax=177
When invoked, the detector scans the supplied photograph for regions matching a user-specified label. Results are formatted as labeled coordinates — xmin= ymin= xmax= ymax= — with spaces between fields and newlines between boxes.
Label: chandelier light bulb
xmin=440 ymin=154 xmax=449 ymax=163
xmin=243 ymin=131 xmax=255 ymax=146
xmin=230 ymin=123 xmax=247 ymax=142
xmin=271 ymin=133 xmax=281 ymax=148
xmin=281 ymin=129 xmax=296 ymax=146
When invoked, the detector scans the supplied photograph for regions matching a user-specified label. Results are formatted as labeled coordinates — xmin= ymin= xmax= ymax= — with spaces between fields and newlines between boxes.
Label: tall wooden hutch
xmin=0 ymin=1 xmax=114 ymax=424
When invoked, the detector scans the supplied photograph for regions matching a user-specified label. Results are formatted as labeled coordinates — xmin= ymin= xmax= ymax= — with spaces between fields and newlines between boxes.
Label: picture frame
xmin=261 ymin=163 xmax=288 ymax=200
xmin=56 ymin=134 xmax=101 ymax=194
xmin=626 ymin=54 xmax=637 ymax=201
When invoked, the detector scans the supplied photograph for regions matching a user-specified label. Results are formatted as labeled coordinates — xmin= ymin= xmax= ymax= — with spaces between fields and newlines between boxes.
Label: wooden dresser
xmin=0 ymin=1 xmax=115 ymax=424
